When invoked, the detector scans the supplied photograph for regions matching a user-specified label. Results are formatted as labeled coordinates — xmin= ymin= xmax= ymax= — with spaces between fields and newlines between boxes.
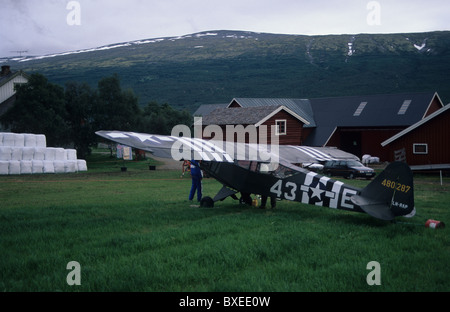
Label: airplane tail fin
xmin=351 ymin=162 xmax=415 ymax=220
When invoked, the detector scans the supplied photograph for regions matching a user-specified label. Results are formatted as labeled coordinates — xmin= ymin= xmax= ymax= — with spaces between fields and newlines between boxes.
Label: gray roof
xmin=231 ymin=98 xmax=316 ymax=127
xmin=304 ymin=91 xmax=442 ymax=146
xmin=201 ymin=106 xmax=283 ymax=125
xmin=0 ymin=69 xmax=29 ymax=87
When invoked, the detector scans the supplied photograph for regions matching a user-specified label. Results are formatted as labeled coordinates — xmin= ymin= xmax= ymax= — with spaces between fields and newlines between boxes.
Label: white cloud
xmin=1 ymin=0 xmax=449 ymax=57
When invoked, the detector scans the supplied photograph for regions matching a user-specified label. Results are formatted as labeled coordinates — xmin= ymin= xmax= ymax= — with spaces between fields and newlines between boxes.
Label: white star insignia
xmin=310 ymin=184 xmax=325 ymax=200
xmin=129 ymin=132 xmax=158 ymax=143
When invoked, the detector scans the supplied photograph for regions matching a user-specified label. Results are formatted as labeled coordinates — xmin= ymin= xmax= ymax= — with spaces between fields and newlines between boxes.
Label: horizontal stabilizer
xmin=351 ymin=195 xmax=395 ymax=221
xmin=213 ymin=185 xmax=238 ymax=202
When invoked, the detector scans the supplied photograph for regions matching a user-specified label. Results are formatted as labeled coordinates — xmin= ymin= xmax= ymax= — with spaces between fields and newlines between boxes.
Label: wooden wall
xmin=201 ymin=110 xmax=305 ymax=145
xmin=262 ymin=110 xmax=303 ymax=145
xmin=385 ymin=107 xmax=450 ymax=165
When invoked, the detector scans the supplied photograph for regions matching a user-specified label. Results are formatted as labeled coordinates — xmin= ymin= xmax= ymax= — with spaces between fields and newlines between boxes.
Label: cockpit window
xmin=236 ymin=160 xmax=249 ymax=170
xmin=236 ymin=160 xmax=258 ymax=171
xmin=235 ymin=160 xmax=301 ymax=178
xmin=258 ymin=162 xmax=278 ymax=173
xmin=272 ymin=163 xmax=300 ymax=178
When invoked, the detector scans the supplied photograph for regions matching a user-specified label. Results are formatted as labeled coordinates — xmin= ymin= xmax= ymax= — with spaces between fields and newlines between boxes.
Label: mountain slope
xmin=4 ymin=30 xmax=450 ymax=111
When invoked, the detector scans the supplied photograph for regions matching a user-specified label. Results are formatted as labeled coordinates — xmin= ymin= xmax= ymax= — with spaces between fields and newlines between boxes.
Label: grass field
xmin=0 ymin=154 xmax=449 ymax=292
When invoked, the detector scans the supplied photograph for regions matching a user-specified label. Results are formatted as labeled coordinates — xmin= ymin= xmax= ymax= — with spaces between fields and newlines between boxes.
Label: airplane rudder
xmin=367 ymin=162 xmax=415 ymax=217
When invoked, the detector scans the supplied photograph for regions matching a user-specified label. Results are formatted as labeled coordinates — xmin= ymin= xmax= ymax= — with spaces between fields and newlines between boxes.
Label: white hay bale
xmin=0 ymin=147 xmax=12 ymax=161
xmin=20 ymin=160 xmax=33 ymax=174
xmin=34 ymin=147 xmax=46 ymax=160
xmin=64 ymin=160 xmax=78 ymax=173
xmin=21 ymin=147 xmax=35 ymax=161
xmin=77 ymin=159 xmax=87 ymax=171
xmin=54 ymin=148 xmax=65 ymax=161
xmin=32 ymin=160 xmax=44 ymax=174
xmin=24 ymin=134 xmax=37 ymax=147
xmin=9 ymin=160 xmax=21 ymax=175
xmin=44 ymin=148 xmax=56 ymax=160
xmin=14 ymin=133 xmax=25 ymax=147
xmin=53 ymin=161 xmax=65 ymax=173
xmin=362 ymin=154 xmax=371 ymax=164
xmin=11 ymin=148 xmax=23 ymax=161
xmin=0 ymin=161 xmax=9 ymax=175
xmin=43 ymin=161 xmax=55 ymax=173
xmin=35 ymin=134 xmax=46 ymax=148
xmin=3 ymin=133 xmax=15 ymax=147
xmin=66 ymin=149 xmax=77 ymax=160
xmin=0 ymin=133 xmax=3 ymax=146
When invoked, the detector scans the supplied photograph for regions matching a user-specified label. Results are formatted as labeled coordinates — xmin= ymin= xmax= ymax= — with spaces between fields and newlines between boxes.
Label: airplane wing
xmin=96 ymin=130 xmax=234 ymax=162
xmin=95 ymin=130 xmax=358 ymax=164
xmin=278 ymin=145 xmax=359 ymax=164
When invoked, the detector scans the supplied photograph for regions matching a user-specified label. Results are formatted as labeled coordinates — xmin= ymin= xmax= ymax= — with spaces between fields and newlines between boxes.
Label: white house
xmin=0 ymin=65 xmax=29 ymax=118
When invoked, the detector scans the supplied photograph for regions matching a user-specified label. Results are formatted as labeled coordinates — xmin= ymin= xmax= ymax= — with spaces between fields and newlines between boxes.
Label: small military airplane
xmin=96 ymin=130 xmax=415 ymax=221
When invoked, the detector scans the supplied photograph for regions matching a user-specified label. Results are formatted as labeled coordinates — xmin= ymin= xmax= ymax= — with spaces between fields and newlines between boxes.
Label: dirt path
xmin=148 ymin=154 xmax=183 ymax=170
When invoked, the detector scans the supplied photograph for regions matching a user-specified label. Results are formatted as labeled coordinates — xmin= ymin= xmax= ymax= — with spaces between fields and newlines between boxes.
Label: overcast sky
xmin=1 ymin=0 xmax=449 ymax=57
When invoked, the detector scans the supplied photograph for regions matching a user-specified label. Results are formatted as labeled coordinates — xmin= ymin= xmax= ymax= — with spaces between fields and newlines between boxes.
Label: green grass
xmin=0 ymin=154 xmax=449 ymax=292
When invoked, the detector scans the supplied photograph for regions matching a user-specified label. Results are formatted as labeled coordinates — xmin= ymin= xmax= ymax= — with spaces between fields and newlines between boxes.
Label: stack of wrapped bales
xmin=0 ymin=132 xmax=88 ymax=175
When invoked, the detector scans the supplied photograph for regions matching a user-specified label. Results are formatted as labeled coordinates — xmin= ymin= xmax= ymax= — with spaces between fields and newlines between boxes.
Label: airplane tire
xmin=200 ymin=196 xmax=214 ymax=208
xmin=239 ymin=194 xmax=253 ymax=206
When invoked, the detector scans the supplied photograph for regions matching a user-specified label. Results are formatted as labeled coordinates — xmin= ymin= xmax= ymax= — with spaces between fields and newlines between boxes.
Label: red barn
xmin=381 ymin=103 xmax=450 ymax=168
xmin=194 ymin=92 xmax=447 ymax=167
xmin=303 ymin=92 xmax=444 ymax=161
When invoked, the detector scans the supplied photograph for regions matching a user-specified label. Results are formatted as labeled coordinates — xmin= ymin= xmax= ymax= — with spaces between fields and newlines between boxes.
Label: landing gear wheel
xmin=239 ymin=193 xmax=253 ymax=206
xmin=200 ymin=196 xmax=214 ymax=208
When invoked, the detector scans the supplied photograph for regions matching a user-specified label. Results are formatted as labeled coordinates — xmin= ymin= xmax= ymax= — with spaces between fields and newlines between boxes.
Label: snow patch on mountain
xmin=406 ymin=37 xmax=429 ymax=52
xmin=414 ymin=43 xmax=425 ymax=50
xmin=11 ymin=31 xmax=251 ymax=63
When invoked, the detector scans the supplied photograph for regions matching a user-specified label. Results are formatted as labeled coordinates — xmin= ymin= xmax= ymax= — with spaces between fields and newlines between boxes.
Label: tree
xmin=0 ymin=73 xmax=69 ymax=146
xmin=141 ymin=101 xmax=192 ymax=134
xmin=65 ymin=81 xmax=97 ymax=158
xmin=1 ymin=72 xmax=193 ymax=158
xmin=93 ymin=74 xmax=142 ymax=131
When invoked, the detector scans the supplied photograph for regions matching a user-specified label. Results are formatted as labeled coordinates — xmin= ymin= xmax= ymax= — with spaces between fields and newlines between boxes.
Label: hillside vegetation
xmin=7 ymin=30 xmax=450 ymax=111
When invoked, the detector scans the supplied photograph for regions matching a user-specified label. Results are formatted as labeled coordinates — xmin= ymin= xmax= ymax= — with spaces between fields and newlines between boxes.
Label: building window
xmin=13 ymin=82 xmax=26 ymax=91
xmin=413 ymin=143 xmax=428 ymax=154
xmin=275 ymin=120 xmax=287 ymax=135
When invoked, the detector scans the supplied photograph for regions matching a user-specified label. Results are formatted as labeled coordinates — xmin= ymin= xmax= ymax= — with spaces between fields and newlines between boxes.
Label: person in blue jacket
xmin=189 ymin=160 xmax=203 ymax=202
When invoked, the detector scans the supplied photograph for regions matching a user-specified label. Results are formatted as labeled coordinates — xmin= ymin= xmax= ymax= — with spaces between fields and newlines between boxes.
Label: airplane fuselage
xmin=200 ymin=160 xmax=365 ymax=214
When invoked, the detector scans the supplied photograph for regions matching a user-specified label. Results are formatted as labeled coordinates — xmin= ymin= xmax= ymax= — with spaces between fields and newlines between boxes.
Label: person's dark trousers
xmin=189 ymin=176 xmax=202 ymax=201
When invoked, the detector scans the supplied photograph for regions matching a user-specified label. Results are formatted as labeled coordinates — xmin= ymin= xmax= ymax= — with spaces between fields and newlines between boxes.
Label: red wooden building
xmin=303 ymin=92 xmax=444 ymax=161
xmin=194 ymin=92 xmax=447 ymax=166
xmin=199 ymin=104 xmax=309 ymax=145
xmin=381 ymin=103 xmax=450 ymax=167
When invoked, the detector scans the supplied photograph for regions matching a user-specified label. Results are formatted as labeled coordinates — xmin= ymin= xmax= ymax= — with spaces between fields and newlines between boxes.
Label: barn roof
xmin=201 ymin=105 xmax=310 ymax=126
xmin=304 ymin=91 xmax=443 ymax=146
